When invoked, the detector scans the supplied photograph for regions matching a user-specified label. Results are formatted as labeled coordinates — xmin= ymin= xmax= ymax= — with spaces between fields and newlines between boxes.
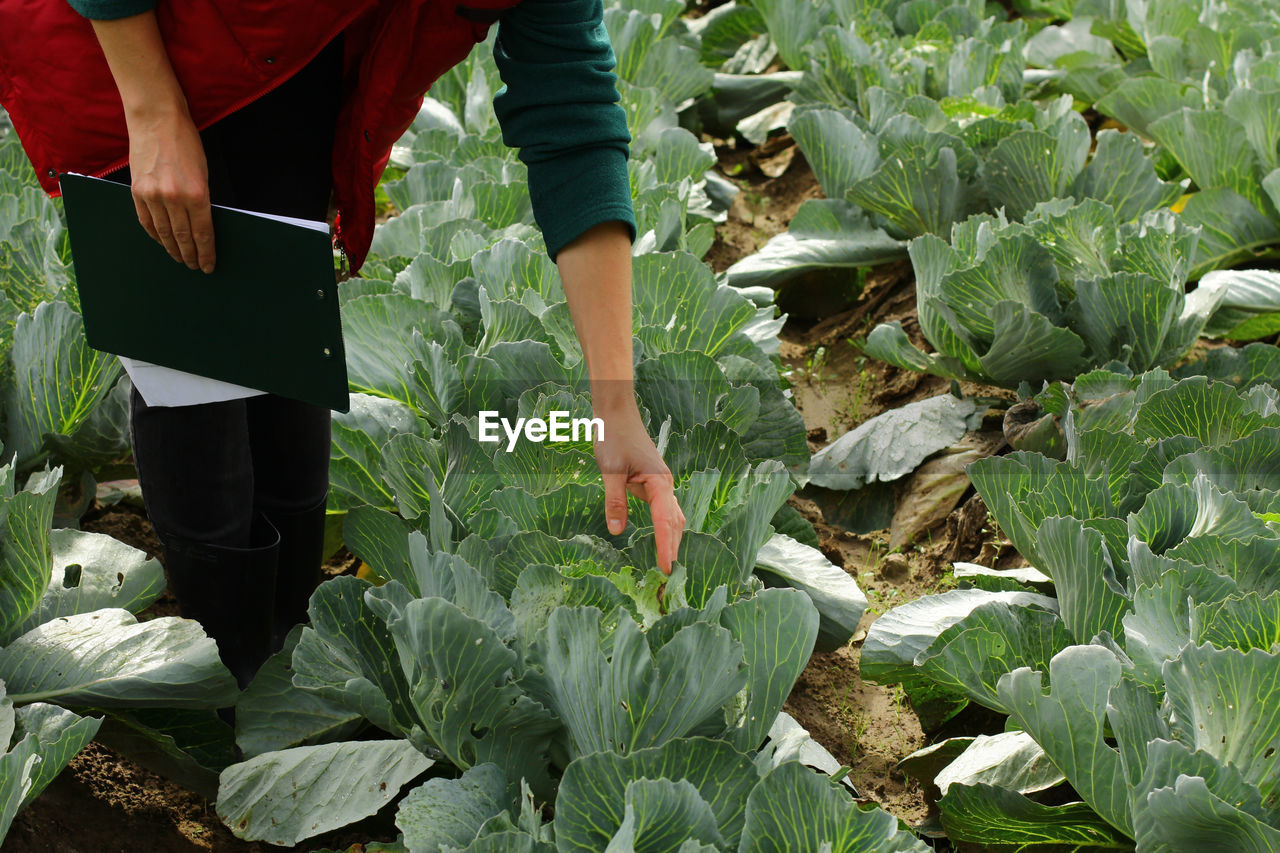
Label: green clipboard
xmin=60 ymin=173 xmax=349 ymax=412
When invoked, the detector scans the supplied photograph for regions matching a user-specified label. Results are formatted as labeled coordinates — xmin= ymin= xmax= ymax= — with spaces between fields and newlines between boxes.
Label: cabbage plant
xmin=0 ymin=133 xmax=75 ymax=318
xmin=1083 ymin=2 xmax=1280 ymax=275
xmin=729 ymin=96 xmax=1182 ymax=291
xmin=217 ymin=512 xmax=914 ymax=849
xmin=790 ymin=3 xmax=1026 ymax=114
xmin=721 ymin=0 xmax=1183 ymax=292
xmin=221 ymin=494 xmax=883 ymax=847
xmin=737 ymin=0 xmax=860 ymax=73
xmin=864 ymin=199 xmax=1222 ymax=387
xmin=0 ymin=132 xmax=131 ymax=476
xmin=0 ymin=453 xmax=238 ymax=844
xmin=863 ymin=365 xmax=1280 ymax=848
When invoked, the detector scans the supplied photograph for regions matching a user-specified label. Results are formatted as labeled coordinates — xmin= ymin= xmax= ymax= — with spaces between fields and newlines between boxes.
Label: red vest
xmin=0 ymin=0 xmax=522 ymax=273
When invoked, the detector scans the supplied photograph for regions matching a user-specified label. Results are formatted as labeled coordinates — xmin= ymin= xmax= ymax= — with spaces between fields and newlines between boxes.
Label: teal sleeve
xmin=491 ymin=0 xmax=637 ymax=261
xmin=66 ymin=0 xmax=155 ymax=19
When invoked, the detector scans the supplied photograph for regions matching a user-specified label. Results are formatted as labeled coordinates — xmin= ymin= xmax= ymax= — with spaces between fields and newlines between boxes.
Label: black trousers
xmin=109 ymin=36 xmax=344 ymax=548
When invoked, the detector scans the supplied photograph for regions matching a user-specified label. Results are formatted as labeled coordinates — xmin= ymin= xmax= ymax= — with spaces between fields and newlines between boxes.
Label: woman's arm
xmin=555 ymin=221 xmax=686 ymax=573
xmin=86 ymin=11 xmax=216 ymax=272
xmin=490 ymin=0 xmax=635 ymax=260
xmin=491 ymin=0 xmax=686 ymax=572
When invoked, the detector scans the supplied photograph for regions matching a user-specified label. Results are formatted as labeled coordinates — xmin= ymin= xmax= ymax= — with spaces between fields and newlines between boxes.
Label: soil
xmin=704 ymin=135 xmax=824 ymax=275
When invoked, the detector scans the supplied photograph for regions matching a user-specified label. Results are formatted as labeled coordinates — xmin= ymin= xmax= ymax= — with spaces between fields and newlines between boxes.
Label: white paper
xmin=236 ymin=208 xmax=331 ymax=234
xmin=72 ymin=172 xmax=332 ymax=408
xmin=121 ymin=357 xmax=267 ymax=407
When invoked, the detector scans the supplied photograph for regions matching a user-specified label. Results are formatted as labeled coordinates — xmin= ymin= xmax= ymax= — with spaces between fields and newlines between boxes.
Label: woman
xmin=0 ymin=0 xmax=685 ymax=688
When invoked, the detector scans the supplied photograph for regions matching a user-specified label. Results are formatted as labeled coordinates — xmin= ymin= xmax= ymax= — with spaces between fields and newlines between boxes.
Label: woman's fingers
xmin=593 ymin=408 xmax=687 ymax=575
xmin=140 ymin=188 xmax=215 ymax=270
xmin=603 ymin=471 xmax=630 ymax=535
xmin=132 ymin=194 xmax=160 ymax=244
xmin=189 ymin=199 xmax=216 ymax=273
xmin=141 ymin=195 xmax=183 ymax=264
xmin=626 ymin=471 xmax=685 ymax=574
xmin=164 ymin=201 xmax=200 ymax=268
xmin=645 ymin=475 xmax=684 ymax=574
xmin=126 ymin=109 xmax=216 ymax=271
xmin=163 ymin=197 xmax=206 ymax=267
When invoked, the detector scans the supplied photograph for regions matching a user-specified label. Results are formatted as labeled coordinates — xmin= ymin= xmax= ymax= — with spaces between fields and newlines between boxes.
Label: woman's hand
xmin=126 ymin=108 xmax=215 ymax=272
xmin=90 ymin=11 xmax=216 ymax=272
xmin=554 ymin=220 xmax=686 ymax=574
xmin=594 ymin=402 xmax=685 ymax=574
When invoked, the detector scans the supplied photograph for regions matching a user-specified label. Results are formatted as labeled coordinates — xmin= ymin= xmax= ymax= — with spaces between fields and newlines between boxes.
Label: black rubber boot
xmin=159 ymin=518 xmax=280 ymax=691
xmin=262 ymin=495 xmax=328 ymax=653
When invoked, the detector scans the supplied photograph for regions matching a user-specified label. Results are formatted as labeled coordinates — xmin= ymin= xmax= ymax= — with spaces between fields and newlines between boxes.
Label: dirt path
xmin=708 ymin=136 xmax=1022 ymax=833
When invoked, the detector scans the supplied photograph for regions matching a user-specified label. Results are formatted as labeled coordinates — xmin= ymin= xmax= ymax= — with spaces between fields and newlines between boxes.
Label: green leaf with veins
xmin=724 ymin=199 xmax=907 ymax=290
xmin=1224 ymin=88 xmax=1280 ymax=173
xmin=1138 ymin=775 xmax=1280 ymax=852
xmin=847 ymin=143 xmax=964 ymax=238
xmin=330 ymin=395 xmax=425 ymax=512
xmin=1033 ymin=517 xmax=1130 ymax=644
xmin=1070 ymin=129 xmax=1183 ymax=221
xmin=526 ymin=606 xmax=746 ymax=760
xmin=934 ymin=731 xmax=1065 ymax=798
xmin=740 ymin=762 xmax=930 ymax=852
xmin=342 ymin=294 xmax=464 ymax=410
xmin=554 ymin=737 xmax=758 ymax=852
xmin=1095 ymin=78 xmax=1200 ymax=137
xmin=10 ymin=703 xmax=101 ymax=812
xmin=1025 ymin=198 xmax=1117 ymax=281
xmin=396 ymin=763 xmax=510 ymax=852
xmin=0 ymin=464 xmax=59 ymax=641
xmin=369 ymin=592 xmax=559 ymax=795
xmin=1163 ymin=643 xmax=1280 ymax=805
xmin=909 ymin=232 xmax=982 ymax=371
xmin=985 ymin=129 xmax=1087 ymax=220
xmin=1180 ymin=188 xmax=1280 ymax=278
xmin=217 ymin=740 xmax=433 ymax=846
xmin=1067 ymin=272 xmax=1181 ymax=372
xmin=2 ymin=302 xmax=123 ymax=471
xmin=0 ymin=610 xmax=238 ymax=709
xmin=605 ymin=778 xmax=725 ymax=851
xmin=976 ymin=300 xmax=1089 ymax=385
xmin=1134 ymin=376 xmax=1280 ymax=446
xmin=939 ymin=782 xmax=1133 ymax=850
xmin=1193 ymin=593 xmax=1280 ymax=653
xmin=630 ymin=252 xmax=756 ymax=357
xmin=862 ymin=588 xmax=1059 ymax=691
xmin=1149 ymin=109 xmax=1269 ymax=213
xmin=292 ymin=576 xmax=419 ymax=738
xmin=235 ymin=627 xmax=362 ymax=759
xmin=917 ymin=601 xmax=1074 ymax=713
xmin=998 ymin=645 xmax=1132 ymax=836
xmin=718 ymin=588 xmax=819 ymax=753
xmin=790 ymin=107 xmax=880 ymax=199
xmin=938 ymin=232 xmax=1062 ymax=351
xmin=1129 ymin=477 xmax=1273 ymax=554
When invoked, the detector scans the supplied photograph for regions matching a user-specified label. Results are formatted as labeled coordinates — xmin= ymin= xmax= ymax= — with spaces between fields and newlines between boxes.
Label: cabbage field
xmin=3 ymin=0 xmax=1280 ymax=849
